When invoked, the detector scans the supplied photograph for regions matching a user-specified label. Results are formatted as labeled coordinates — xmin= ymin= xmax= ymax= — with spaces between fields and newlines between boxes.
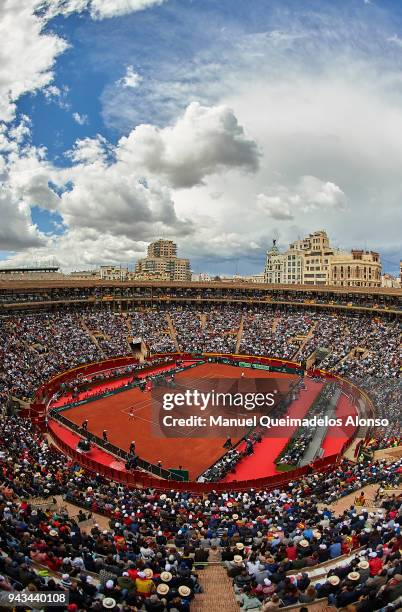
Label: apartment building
xmin=290 ymin=230 xmax=334 ymax=285
xmin=264 ymin=240 xmax=304 ymax=284
xmin=99 ymin=266 xmax=129 ymax=281
xmin=330 ymin=250 xmax=381 ymax=288
xmin=134 ymin=239 xmax=191 ymax=281
xmin=264 ymin=231 xmax=382 ymax=287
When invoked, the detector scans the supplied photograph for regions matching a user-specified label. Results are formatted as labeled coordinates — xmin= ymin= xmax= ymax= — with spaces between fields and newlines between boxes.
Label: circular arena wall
xmin=31 ymin=352 xmax=373 ymax=493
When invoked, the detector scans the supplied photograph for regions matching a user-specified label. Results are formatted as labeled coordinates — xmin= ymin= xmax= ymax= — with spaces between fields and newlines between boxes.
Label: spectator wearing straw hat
xmin=298 ymin=539 xmax=310 ymax=556
xmin=158 ymin=571 xmax=173 ymax=586
xmin=357 ymin=559 xmax=370 ymax=583
xmin=227 ymin=555 xmax=245 ymax=577
xmin=101 ymin=598 xmax=118 ymax=610
xmin=178 ymin=584 xmax=192 ymax=600
xmin=135 ymin=569 xmax=155 ymax=598
xmin=317 ymin=574 xmax=341 ymax=598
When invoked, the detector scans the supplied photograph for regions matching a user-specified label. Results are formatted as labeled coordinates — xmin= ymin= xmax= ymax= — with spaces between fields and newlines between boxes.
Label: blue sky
xmin=0 ymin=0 xmax=401 ymax=274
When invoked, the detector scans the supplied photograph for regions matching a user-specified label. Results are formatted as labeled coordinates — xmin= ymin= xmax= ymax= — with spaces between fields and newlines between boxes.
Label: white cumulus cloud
xmin=0 ymin=1 xmax=68 ymax=122
xmin=257 ymin=177 xmax=346 ymax=222
xmin=0 ymin=185 xmax=46 ymax=250
xmin=256 ymin=194 xmax=294 ymax=220
xmin=117 ymin=102 xmax=260 ymax=188
xmin=1 ymin=101 xmax=259 ymax=260
xmin=66 ymin=135 xmax=112 ymax=164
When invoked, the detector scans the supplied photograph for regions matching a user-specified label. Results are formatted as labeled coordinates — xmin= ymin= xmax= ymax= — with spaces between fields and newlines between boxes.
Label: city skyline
xmin=1 ymin=0 xmax=402 ymax=277
xmin=1 ymin=231 xmax=398 ymax=289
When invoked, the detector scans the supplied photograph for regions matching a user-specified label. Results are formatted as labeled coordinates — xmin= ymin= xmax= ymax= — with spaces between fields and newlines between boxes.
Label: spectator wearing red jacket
xmin=369 ymin=553 xmax=383 ymax=576
xmin=286 ymin=544 xmax=298 ymax=561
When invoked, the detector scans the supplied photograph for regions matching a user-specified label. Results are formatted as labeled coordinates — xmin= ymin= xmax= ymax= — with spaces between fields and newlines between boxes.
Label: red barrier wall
xmin=48 ymin=422 xmax=349 ymax=493
xmin=34 ymin=354 xmax=177 ymax=404
xmin=33 ymin=352 xmax=369 ymax=492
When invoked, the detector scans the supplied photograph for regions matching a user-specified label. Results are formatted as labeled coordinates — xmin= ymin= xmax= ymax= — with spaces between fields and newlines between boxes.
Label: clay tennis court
xmin=60 ymin=363 xmax=293 ymax=479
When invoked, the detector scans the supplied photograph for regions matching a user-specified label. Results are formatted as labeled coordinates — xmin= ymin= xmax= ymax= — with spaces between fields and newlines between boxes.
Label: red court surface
xmin=321 ymin=392 xmax=357 ymax=458
xmin=52 ymin=364 xmax=178 ymax=408
xmin=52 ymin=363 xmax=294 ymax=480
xmin=224 ymin=379 xmax=324 ymax=482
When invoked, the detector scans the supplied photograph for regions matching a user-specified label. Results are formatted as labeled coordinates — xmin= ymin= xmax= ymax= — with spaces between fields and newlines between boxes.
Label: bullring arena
xmin=0 ymin=279 xmax=401 ymax=612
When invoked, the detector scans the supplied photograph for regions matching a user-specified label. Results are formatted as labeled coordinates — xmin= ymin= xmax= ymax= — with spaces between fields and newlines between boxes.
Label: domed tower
xmin=264 ymin=239 xmax=282 ymax=284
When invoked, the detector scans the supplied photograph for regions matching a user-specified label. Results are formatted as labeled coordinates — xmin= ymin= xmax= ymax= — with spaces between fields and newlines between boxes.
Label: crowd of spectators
xmin=240 ymin=311 xmax=312 ymax=360
xmin=231 ymin=521 xmax=402 ymax=611
xmin=0 ymin=284 xmax=399 ymax=312
xmin=169 ymin=308 xmax=204 ymax=354
xmin=0 ymin=298 xmax=400 ymax=611
xmin=276 ymin=383 xmax=338 ymax=468
xmin=0 ymin=306 xmax=399 ymax=449
xmin=355 ymin=379 xmax=401 ymax=443
xmin=130 ymin=312 xmax=176 ymax=354
xmin=298 ymin=314 xmax=399 ymax=379
xmin=170 ymin=306 xmax=242 ymax=353
xmin=0 ymin=410 xmax=402 ymax=610
xmin=81 ymin=311 xmax=129 ymax=357
xmin=0 ymin=313 xmax=102 ymax=401
xmin=200 ymin=308 xmax=241 ymax=353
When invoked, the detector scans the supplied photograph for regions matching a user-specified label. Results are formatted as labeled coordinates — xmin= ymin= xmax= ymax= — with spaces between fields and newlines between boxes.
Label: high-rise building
xmin=147 ymin=239 xmax=177 ymax=259
xmin=134 ymin=239 xmax=191 ymax=281
xmin=264 ymin=230 xmax=382 ymax=287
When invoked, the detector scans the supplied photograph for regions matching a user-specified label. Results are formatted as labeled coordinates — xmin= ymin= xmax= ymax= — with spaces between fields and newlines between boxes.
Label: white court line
xmin=119 ymin=401 xmax=208 ymax=435
xmin=125 ymin=413 xmax=159 ymax=427
xmin=121 ymin=402 xmax=147 ymax=415
xmin=120 ymin=393 xmax=150 ymax=413
xmin=118 ymin=367 xmax=247 ymax=434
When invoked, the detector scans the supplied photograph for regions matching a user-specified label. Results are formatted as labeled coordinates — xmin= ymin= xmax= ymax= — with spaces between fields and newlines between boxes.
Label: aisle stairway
xmin=80 ymin=317 xmax=106 ymax=358
xmin=271 ymin=316 xmax=281 ymax=332
xmin=199 ymin=313 xmax=207 ymax=329
xmin=343 ymin=437 xmax=363 ymax=463
xmin=166 ymin=313 xmax=180 ymax=351
xmin=235 ymin=314 xmax=244 ymax=353
xmin=191 ymin=565 xmax=239 ymax=612
xmin=294 ymin=321 xmax=317 ymax=358
xmin=318 ymin=483 xmax=381 ymax=516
